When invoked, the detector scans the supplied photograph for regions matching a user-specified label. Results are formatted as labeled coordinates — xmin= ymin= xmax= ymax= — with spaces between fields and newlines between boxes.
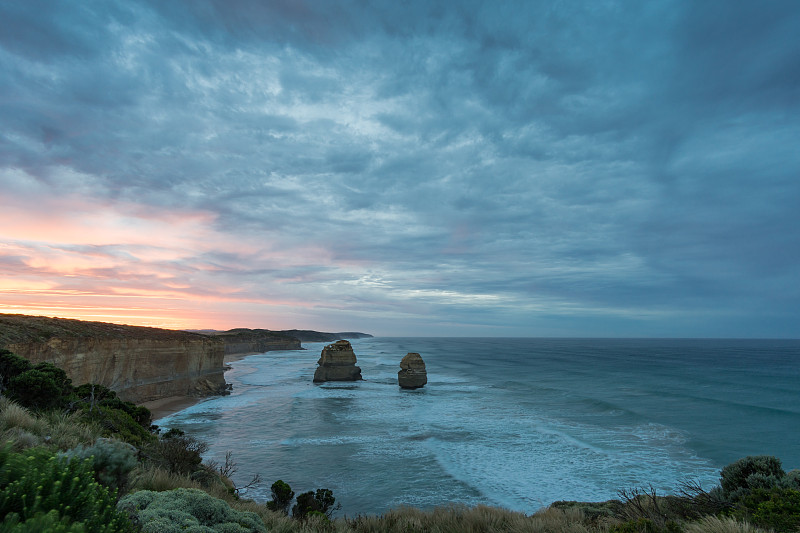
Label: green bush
xmin=720 ymin=456 xmax=785 ymax=501
xmin=74 ymin=384 xmax=152 ymax=429
xmin=6 ymin=364 xmax=73 ymax=411
xmin=266 ymin=479 xmax=294 ymax=515
xmin=783 ymin=470 xmax=800 ymax=490
xmin=117 ymin=488 xmax=266 ymax=533
xmin=291 ymin=488 xmax=339 ymax=519
xmin=733 ymin=488 xmax=800 ymax=532
xmin=751 ymin=489 xmax=800 ymax=532
xmin=0 ymin=446 xmax=131 ymax=532
xmin=62 ymin=438 xmax=138 ymax=490
xmin=81 ymin=405 xmax=155 ymax=447
xmin=0 ymin=350 xmax=32 ymax=391
xmin=0 ymin=509 xmax=87 ymax=532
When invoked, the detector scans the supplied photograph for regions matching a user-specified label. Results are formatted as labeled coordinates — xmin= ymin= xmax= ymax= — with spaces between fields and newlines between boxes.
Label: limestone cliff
xmin=210 ymin=329 xmax=302 ymax=355
xmin=0 ymin=314 xmax=227 ymax=404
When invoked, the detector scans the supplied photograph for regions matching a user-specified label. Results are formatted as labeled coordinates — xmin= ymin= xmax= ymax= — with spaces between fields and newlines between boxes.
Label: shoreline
xmin=144 ymin=351 xmax=263 ymax=420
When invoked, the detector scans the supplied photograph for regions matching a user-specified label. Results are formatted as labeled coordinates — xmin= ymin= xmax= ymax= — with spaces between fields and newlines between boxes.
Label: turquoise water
xmin=156 ymin=337 xmax=800 ymax=516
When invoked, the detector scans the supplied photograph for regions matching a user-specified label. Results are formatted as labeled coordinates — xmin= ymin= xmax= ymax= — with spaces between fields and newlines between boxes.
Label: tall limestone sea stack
xmin=398 ymin=352 xmax=427 ymax=389
xmin=313 ymin=340 xmax=363 ymax=382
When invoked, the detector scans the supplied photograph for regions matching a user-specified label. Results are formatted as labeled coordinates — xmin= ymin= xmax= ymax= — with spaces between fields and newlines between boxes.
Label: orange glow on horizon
xmin=0 ymin=170 xmax=346 ymax=333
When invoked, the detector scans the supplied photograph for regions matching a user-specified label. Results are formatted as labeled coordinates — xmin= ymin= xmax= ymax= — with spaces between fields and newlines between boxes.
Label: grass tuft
xmin=683 ymin=515 xmax=768 ymax=533
xmin=0 ymin=397 xmax=41 ymax=433
xmin=0 ymin=397 xmax=104 ymax=451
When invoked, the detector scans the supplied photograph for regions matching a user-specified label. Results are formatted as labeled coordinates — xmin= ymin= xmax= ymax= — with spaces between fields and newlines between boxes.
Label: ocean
xmin=156 ymin=337 xmax=800 ymax=516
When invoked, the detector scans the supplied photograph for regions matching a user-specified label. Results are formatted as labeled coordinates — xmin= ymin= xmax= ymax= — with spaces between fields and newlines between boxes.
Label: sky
xmin=1 ymin=1 xmax=799 ymax=337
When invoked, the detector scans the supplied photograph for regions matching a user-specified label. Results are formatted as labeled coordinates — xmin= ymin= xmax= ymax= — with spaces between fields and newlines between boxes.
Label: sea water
xmin=156 ymin=338 xmax=800 ymax=516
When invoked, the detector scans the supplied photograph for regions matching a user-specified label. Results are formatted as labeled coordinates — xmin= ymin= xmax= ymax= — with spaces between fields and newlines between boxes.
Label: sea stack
xmin=398 ymin=352 xmax=427 ymax=389
xmin=313 ymin=340 xmax=363 ymax=382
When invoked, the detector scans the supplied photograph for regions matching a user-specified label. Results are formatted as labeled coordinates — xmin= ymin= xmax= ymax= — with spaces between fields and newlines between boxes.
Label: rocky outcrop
xmin=210 ymin=329 xmax=302 ymax=355
xmin=398 ymin=352 xmax=427 ymax=389
xmin=0 ymin=314 xmax=227 ymax=403
xmin=313 ymin=340 xmax=362 ymax=382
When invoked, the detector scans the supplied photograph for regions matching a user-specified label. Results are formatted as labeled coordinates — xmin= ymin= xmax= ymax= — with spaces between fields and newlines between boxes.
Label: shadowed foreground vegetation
xmin=2 ymin=348 xmax=799 ymax=532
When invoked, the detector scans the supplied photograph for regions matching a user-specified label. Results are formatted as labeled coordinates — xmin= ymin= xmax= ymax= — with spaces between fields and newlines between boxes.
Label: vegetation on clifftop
xmin=1 ymin=347 xmax=799 ymax=532
xmin=0 ymin=313 xmax=214 ymax=344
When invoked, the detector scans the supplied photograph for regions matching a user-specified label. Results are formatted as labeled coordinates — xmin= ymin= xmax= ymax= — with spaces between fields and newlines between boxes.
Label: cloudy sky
xmin=1 ymin=1 xmax=798 ymax=337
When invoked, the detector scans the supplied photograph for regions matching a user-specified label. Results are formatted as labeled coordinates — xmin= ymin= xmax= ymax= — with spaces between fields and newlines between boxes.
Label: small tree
xmin=291 ymin=488 xmax=340 ymax=519
xmin=145 ymin=428 xmax=208 ymax=475
xmin=267 ymin=479 xmax=294 ymax=515
xmin=6 ymin=365 xmax=73 ymax=411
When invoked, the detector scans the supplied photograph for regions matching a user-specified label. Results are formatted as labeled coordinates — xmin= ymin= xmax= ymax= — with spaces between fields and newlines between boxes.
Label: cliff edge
xmin=0 ymin=314 xmax=227 ymax=404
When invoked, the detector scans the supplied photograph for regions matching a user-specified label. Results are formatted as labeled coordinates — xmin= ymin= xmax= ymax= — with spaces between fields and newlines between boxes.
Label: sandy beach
xmin=142 ymin=395 xmax=204 ymax=421
xmin=143 ymin=352 xmax=263 ymax=420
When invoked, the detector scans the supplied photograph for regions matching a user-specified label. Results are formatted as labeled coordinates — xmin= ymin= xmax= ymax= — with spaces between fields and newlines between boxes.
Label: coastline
xmin=144 ymin=351 xmax=262 ymax=420
xmin=143 ymin=395 xmax=205 ymax=421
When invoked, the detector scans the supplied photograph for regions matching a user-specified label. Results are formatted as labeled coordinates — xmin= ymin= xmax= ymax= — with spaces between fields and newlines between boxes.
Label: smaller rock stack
xmin=398 ymin=352 xmax=427 ymax=389
xmin=313 ymin=340 xmax=363 ymax=382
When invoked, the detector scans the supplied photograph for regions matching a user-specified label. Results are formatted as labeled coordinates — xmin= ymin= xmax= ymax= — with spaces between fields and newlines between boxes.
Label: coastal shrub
xmin=781 ymin=469 xmax=800 ymax=490
xmin=732 ymin=487 xmax=800 ymax=532
xmin=291 ymin=488 xmax=339 ymax=519
xmin=0 ymin=350 xmax=31 ymax=391
xmin=0 ymin=509 xmax=87 ymax=532
xmin=6 ymin=364 xmax=73 ymax=411
xmin=74 ymin=383 xmax=118 ymax=408
xmin=62 ymin=438 xmax=138 ymax=490
xmin=117 ymin=488 xmax=266 ymax=533
xmin=144 ymin=428 xmax=207 ymax=475
xmin=551 ymin=499 xmax=622 ymax=520
xmin=0 ymin=445 xmax=131 ymax=532
xmin=720 ymin=456 xmax=785 ymax=500
xmin=266 ymin=479 xmax=294 ymax=515
xmin=74 ymin=384 xmax=152 ymax=429
xmin=616 ymin=486 xmax=688 ymax=527
xmin=81 ymin=405 xmax=155 ymax=447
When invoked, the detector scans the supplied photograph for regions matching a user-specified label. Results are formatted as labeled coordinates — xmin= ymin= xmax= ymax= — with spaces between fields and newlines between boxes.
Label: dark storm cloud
xmin=1 ymin=0 xmax=799 ymax=335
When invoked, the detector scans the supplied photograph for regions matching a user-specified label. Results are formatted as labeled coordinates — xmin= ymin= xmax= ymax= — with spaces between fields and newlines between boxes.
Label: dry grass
xmin=167 ymin=500 xmax=613 ymax=533
xmin=683 ymin=516 xmax=768 ymax=533
xmin=127 ymin=464 xmax=235 ymax=501
xmin=42 ymin=410 xmax=102 ymax=449
xmin=0 ymin=397 xmax=102 ymax=451
xmin=242 ymin=503 xmax=605 ymax=533
xmin=128 ymin=464 xmax=206 ymax=492
xmin=0 ymin=397 xmax=42 ymax=433
xmin=0 ymin=427 xmax=43 ymax=450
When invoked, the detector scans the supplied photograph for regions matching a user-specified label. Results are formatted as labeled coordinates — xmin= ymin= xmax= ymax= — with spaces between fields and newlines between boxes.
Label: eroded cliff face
xmin=212 ymin=328 xmax=302 ymax=355
xmin=313 ymin=340 xmax=362 ymax=382
xmin=0 ymin=314 xmax=227 ymax=403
